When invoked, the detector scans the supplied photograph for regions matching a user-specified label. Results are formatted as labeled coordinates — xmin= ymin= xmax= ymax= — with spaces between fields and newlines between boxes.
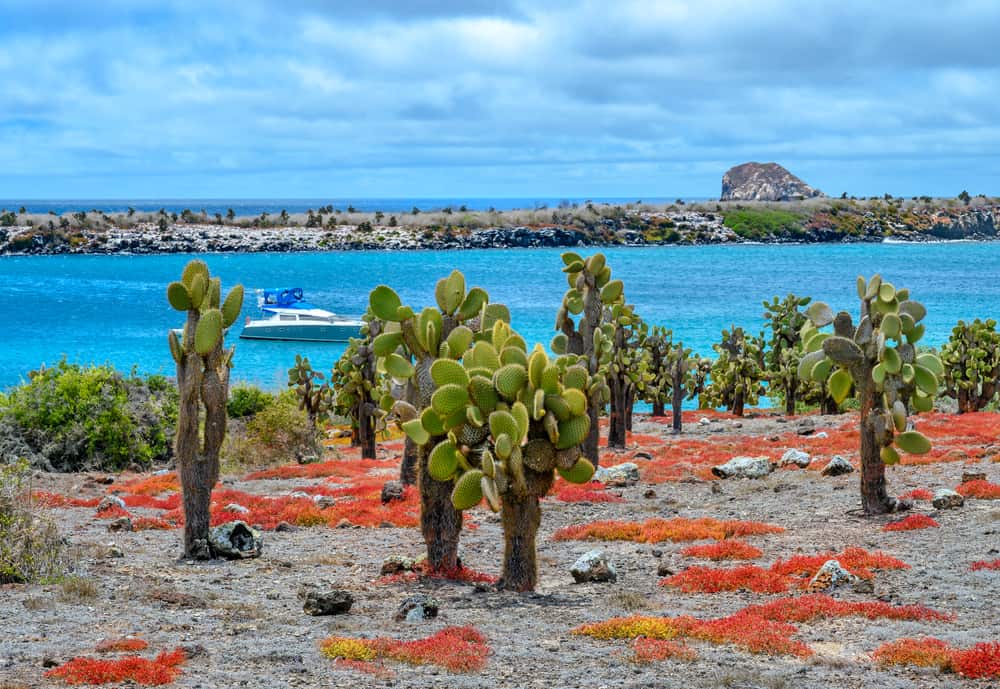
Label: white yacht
xmin=239 ymin=288 xmax=362 ymax=342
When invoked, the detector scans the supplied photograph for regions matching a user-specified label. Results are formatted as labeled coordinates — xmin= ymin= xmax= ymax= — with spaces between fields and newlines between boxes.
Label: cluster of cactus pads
xmin=166 ymin=260 xmax=243 ymax=559
xmin=368 ymin=270 xmax=597 ymax=590
xmin=288 ymin=354 xmax=332 ymax=432
xmin=799 ymin=275 xmax=943 ymax=514
xmin=704 ymin=326 xmax=766 ymax=416
xmin=330 ymin=313 xmax=384 ymax=458
xmin=639 ymin=327 xmax=707 ymax=433
xmin=940 ymin=318 xmax=1000 ymax=413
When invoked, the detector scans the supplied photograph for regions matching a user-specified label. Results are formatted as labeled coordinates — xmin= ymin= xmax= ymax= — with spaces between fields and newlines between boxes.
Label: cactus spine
xmin=703 ymin=326 xmax=766 ymax=416
xmin=552 ymin=252 xmax=614 ymax=465
xmin=166 ymin=259 xmax=243 ymax=559
xmin=399 ymin=319 xmax=597 ymax=591
xmin=801 ymin=275 xmax=943 ymax=515
xmin=368 ymin=271 xmax=498 ymax=572
xmin=330 ymin=312 xmax=384 ymax=459
xmin=940 ymin=318 xmax=1000 ymax=413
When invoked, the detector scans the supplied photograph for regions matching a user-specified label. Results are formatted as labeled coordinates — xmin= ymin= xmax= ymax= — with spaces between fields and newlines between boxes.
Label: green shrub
xmin=222 ymin=390 xmax=317 ymax=469
xmin=227 ymin=383 xmax=273 ymax=419
xmin=722 ymin=209 xmax=806 ymax=240
xmin=0 ymin=361 xmax=178 ymax=472
xmin=1 ymin=460 xmax=64 ymax=584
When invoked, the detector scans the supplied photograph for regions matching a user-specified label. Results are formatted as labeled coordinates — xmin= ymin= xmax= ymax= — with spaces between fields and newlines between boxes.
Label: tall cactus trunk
xmin=652 ymin=401 xmax=665 ymax=417
xmin=583 ymin=395 xmax=601 ymax=467
xmin=671 ymin=367 xmax=684 ymax=434
xmin=608 ymin=377 xmax=627 ymax=449
xmin=358 ymin=401 xmax=376 ymax=460
xmin=858 ymin=376 xmax=894 ymax=515
xmin=625 ymin=387 xmax=634 ymax=431
xmin=821 ymin=395 xmax=839 ymax=415
xmin=498 ymin=492 xmax=541 ymax=592
xmin=417 ymin=441 xmax=462 ymax=572
xmin=785 ymin=374 xmax=797 ymax=415
xmin=400 ymin=438 xmax=418 ymax=485
xmin=732 ymin=389 xmax=745 ymax=417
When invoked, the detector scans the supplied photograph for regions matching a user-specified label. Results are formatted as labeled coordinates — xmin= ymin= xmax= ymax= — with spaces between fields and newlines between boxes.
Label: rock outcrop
xmin=721 ymin=162 xmax=825 ymax=201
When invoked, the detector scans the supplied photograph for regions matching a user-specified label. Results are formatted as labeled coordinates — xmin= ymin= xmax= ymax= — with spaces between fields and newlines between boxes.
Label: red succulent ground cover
xmin=874 ymin=638 xmax=1000 ymax=679
xmin=31 ymin=492 xmax=101 ymax=508
xmin=44 ymin=648 xmax=186 ymax=685
xmin=898 ymin=488 xmax=934 ymax=501
xmin=956 ymin=479 xmax=1000 ymax=499
xmin=970 ymin=559 xmax=1000 ymax=571
xmin=575 ymin=595 xmax=952 ymax=660
xmin=552 ymin=517 xmax=784 ymax=544
xmin=376 ymin=562 xmax=497 ymax=586
xmin=680 ymin=540 xmax=763 ymax=561
xmin=117 ymin=472 xmax=181 ymax=495
xmin=95 ymin=638 xmax=149 ymax=653
xmin=882 ymin=514 xmax=940 ymax=532
xmin=629 ymin=638 xmax=698 ymax=663
xmin=549 ymin=481 xmax=623 ymax=503
xmin=244 ymin=457 xmax=397 ymax=481
xmin=320 ymin=626 xmax=489 ymax=675
xmin=769 ymin=547 xmax=909 ymax=580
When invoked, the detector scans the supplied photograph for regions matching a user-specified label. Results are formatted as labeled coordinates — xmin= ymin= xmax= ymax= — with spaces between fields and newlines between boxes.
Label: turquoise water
xmin=2 ymin=244 xmax=998 ymax=391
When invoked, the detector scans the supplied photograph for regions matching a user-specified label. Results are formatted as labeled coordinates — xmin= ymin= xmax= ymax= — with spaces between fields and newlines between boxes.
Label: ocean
xmin=1 ymin=243 xmax=997 ymax=392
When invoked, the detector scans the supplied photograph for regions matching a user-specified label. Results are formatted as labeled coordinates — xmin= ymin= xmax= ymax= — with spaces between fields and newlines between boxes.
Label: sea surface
xmin=1 ymin=243 xmax=997 ymax=392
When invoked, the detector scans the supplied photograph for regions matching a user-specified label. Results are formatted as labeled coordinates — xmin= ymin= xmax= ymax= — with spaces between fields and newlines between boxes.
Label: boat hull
xmin=239 ymin=322 xmax=361 ymax=342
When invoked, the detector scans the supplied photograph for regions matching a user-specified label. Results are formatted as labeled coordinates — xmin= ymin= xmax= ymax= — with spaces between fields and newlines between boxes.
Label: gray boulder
xmin=780 ymin=449 xmax=811 ymax=468
xmin=932 ymin=489 xmax=964 ymax=510
xmin=302 ymin=589 xmax=354 ymax=616
xmin=721 ymin=162 xmax=825 ymax=202
xmin=821 ymin=455 xmax=854 ymax=476
xmin=394 ymin=594 xmax=439 ymax=622
xmin=209 ymin=521 xmax=262 ymax=559
xmin=806 ymin=560 xmax=859 ymax=592
xmin=381 ymin=480 xmax=406 ymax=504
xmin=593 ymin=462 xmax=640 ymax=486
xmin=570 ymin=549 xmax=618 ymax=583
xmin=711 ymin=456 xmax=772 ymax=479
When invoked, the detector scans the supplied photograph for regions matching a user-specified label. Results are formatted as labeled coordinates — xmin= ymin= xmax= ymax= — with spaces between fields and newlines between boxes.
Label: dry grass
xmin=608 ymin=590 xmax=652 ymax=612
xmin=59 ymin=576 xmax=98 ymax=602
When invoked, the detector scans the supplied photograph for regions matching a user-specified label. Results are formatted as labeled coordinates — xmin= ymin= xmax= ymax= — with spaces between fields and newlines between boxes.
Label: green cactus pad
xmin=168 ymin=330 xmax=184 ymax=363
xmin=421 ymin=407 xmax=447 ymax=436
xmin=181 ymin=259 xmax=209 ymax=288
xmin=557 ymin=458 xmax=595 ymax=484
xmin=544 ymin=394 xmax=571 ymax=421
xmin=563 ymin=388 xmax=587 ymax=416
xmin=221 ymin=285 xmax=244 ymax=327
xmin=451 ymin=469 xmax=484 ymax=510
xmin=585 ymin=253 xmax=606 ymax=275
xmin=600 ymin=279 xmax=624 ymax=304
xmin=550 ymin=333 xmax=569 ymax=355
xmin=881 ymin=313 xmax=901 ymax=339
xmin=555 ymin=414 xmax=590 ymax=450
xmin=402 ymin=418 xmax=430 ymax=446
xmin=431 ymin=359 xmax=469 ymax=388
xmin=913 ymin=365 xmax=938 ymax=396
xmin=881 ymin=346 xmax=902 ymax=374
xmin=806 ymin=301 xmax=835 ymax=327
xmin=823 ymin=336 xmax=864 ymax=365
xmin=194 ymin=309 xmax=223 ymax=354
xmin=864 ymin=274 xmax=882 ymax=300
xmin=881 ymin=446 xmax=901 ymax=465
xmin=495 ymin=433 xmax=513 ymax=460
xmin=828 ymin=369 xmax=853 ymax=404
xmin=898 ymin=300 xmax=927 ymax=323
xmin=189 ymin=273 xmax=207 ymax=310
xmin=856 ymin=276 xmax=866 ymax=299
xmin=431 ymin=383 xmax=468 ymax=417
xmin=906 ymin=323 xmax=925 ymax=343
xmin=470 ymin=341 xmax=501 ymax=371
xmin=456 ymin=287 xmax=488 ymax=321
xmin=891 ymin=400 xmax=907 ymax=432
xmin=563 ymin=365 xmax=588 ymax=390
xmin=480 ymin=474 xmax=500 ymax=512
xmin=429 ymin=440 xmax=461 ymax=481
xmin=540 ymin=364 xmax=560 ymax=395
xmin=872 ymin=362 xmax=887 ymax=385
xmin=469 ymin=375 xmax=499 ymax=415
xmin=369 ymin=285 xmax=403 ymax=321
xmin=878 ymin=282 xmax=896 ymax=302
xmin=466 ymin=405 xmax=485 ymax=428
xmin=372 ymin=331 xmax=404 ymax=357
xmin=445 ymin=326 xmax=474 ymax=357
xmin=207 ymin=277 xmax=221 ymax=310
xmin=500 ymin=346 xmax=529 ymax=368
xmin=481 ymin=449 xmax=496 ymax=478
xmin=562 ymin=259 xmax=584 ymax=274
xmin=915 ymin=352 xmax=944 ymax=377
xmin=511 ymin=402 xmax=529 ymax=440
xmin=384 ymin=353 xmax=415 ymax=379
xmin=895 ymin=430 xmax=931 ymax=455
xmin=561 ymin=251 xmax=584 ymax=266
xmin=167 ymin=281 xmax=192 ymax=311
xmin=489 ymin=410 xmax=521 ymax=445
xmin=912 ymin=393 xmax=933 ymax=413
xmin=494 ymin=363 xmax=527 ymax=400
xmin=481 ymin=303 xmax=510 ymax=330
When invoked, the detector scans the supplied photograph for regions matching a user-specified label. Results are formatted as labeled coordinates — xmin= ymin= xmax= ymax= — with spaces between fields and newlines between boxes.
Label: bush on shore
xmin=0 ymin=361 xmax=179 ymax=472
xmin=1 ymin=460 xmax=64 ymax=583
xmin=223 ymin=390 xmax=318 ymax=470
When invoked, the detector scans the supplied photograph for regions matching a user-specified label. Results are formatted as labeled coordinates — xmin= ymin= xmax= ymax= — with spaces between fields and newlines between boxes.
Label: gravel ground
xmin=2 ymin=413 xmax=998 ymax=689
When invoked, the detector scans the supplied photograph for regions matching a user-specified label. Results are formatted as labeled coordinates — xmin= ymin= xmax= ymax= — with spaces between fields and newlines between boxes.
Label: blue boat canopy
xmin=261 ymin=288 xmax=318 ymax=310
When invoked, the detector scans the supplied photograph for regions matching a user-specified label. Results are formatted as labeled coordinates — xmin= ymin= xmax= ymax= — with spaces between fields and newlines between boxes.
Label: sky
xmin=1 ymin=0 xmax=999 ymax=200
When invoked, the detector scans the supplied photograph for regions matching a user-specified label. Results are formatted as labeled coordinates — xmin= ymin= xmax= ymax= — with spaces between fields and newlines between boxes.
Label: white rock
xmin=593 ymin=463 xmax=640 ymax=486
xmin=711 ymin=456 xmax=773 ymax=479
xmin=807 ymin=559 xmax=859 ymax=592
xmin=780 ymin=449 xmax=811 ymax=468
xmin=814 ymin=431 xmax=829 ymax=439
xmin=932 ymin=489 xmax=964 ymax=510
xmin=223 ymin=503 xmax=249 ymax=514
xmin=570 ymin=549 xmax=617 ymax=583
xmin=821 ymin=455 xmax=854 ymax=476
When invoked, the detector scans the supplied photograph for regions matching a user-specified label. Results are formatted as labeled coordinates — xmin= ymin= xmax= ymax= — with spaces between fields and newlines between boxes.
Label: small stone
xmin=656 ymin=562 xmax=674 ymax=577
xmin=962 ymin=471 xmax=987 ymax=484
xmin=570 ymin=549 xmax=617 ymax=583
xmin=97 ymin=495 xmax=126 ymax=512
xmin=633 ymin=451 xmax=653 ymax=460
xmin=223 ymin=503 xmax=249 ymax=514
xmin=107 ymin=517 xmax=133 ymax=533
xmin=381 ymin=555 xmax=417 ymax=575
xmin=394 ymin=594 xmax=439 ymax=622
xmin=651 ymin=549 xmax=663 ymax=558
xmin=780 ymin=449 xmax=811 ymax=468
xmin=807 ymin=560 xmax=860 ymax=592
xmin=275 ymin=521 xmax=298 ymax=533
xmin=381 ymin=480 xmax=406 ymax=504
xmin=710 ymin=482 xmax=723 ymax=494
xmin=539 ymin=640 xmax=560 ymax=652
xmin=302 ymin=589 xmax=354 ymax=616
xmin=822 ymin=455 xmax=855 ymax=477
xmin=335 ymin=518 xmax=352 ymax=528
xmin=814 ymin=431 xmax=829 ymax=439
xmin=932 ymin=489 xmax=964 ymax=510
xmin=699 ymin=417 xmax=711 ymax=426
xmin=152 ymin=469 xmax=170 ymax=476
xmin=643 ymin=489 xmax=657 ymax=499
xmin=105 ymin=544 xmax=125 ymax=559
xmin=288 ymin=491 xmax=310 ymax=499
xmin=313 ymin=495 xmax=337 ymax=509
xmin=593 ymin=462 xmax=640 ymax=487
xmin=711 ymin=456 xmax=772 ymax=479
xmin=208 ymin=521 xmax=263 ymax=559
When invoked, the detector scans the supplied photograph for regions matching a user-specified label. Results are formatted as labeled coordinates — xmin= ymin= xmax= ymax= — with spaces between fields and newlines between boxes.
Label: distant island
xmin=1 ymin=164 xmax=996 ymax=254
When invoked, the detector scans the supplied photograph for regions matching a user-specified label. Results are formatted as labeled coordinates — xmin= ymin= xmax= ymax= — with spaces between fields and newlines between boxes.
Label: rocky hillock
xmin=722 ymin=162 xmax=825 ymax=201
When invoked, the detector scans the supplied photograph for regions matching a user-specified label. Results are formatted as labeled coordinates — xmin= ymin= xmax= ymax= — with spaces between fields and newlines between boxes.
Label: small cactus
xmin=288 ymin=354 xmax=332 ymax=435
xmin=762 ymin=293 xmax=811 ymax=415
xmin=703 ymin=326 xmax=766 ymax=416
xmin=399 ymin=318 xmax=598 ymax=591
xmin=801 ymin=275 xmax=943 ymax=515
xmin=330 ymin=312 xmax=385 ymax=458
xmin=940 ymin=318 xmax=1000 ymax=413
xmin=166 ymin=259 xmax=243 ymax=560
xmin=639 ymin=327 xmax=706 ymax=433
xmin=606 ymin=303 xmax=649 ymax=449
xmin=552 ymin=253 xmax=614 ymax=465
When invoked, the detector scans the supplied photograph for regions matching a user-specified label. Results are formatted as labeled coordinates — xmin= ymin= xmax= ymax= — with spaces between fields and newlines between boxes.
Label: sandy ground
xmin=1 ymin=411 xmax=998 ymax=689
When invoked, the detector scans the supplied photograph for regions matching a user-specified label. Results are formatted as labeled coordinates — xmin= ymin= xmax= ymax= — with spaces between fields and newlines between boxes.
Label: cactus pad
xmin=451 ymin=469 xmax=484 ymax=510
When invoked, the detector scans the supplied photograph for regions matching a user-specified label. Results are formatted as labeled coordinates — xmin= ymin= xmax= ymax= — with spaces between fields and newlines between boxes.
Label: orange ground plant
xmin=553 ymin=517 xmax=784 ymax=544
xmin=320 ymin=626 xmax=489 ymax=675
xmin=956 ymin=480 xmax=1000 ymax=499
xmin=44 ymin=648 xmax=185 ymax=686
xmin=971 ymin=559 xmax=1000 ymax=571
xmin=882 ymin=514 xmax=940 ymax=532
xmin=680 ymin=540 xmax=763 ymax=560
xmin=874 ymin=638 xmax=1000 ymax=679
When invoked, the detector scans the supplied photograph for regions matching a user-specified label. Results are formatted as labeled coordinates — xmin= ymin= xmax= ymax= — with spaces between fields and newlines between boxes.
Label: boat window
xmin=298 ymin=315 xmax=332 ymax=322
xmin=279 ymin=315 xmax=297 ymax=321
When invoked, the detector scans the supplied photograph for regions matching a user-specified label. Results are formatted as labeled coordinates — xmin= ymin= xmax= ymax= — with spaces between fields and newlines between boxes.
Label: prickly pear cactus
xmin=288 ymin=354 xmax=332 ymax=435
xmin=368 ymin=271 xmax=504 ymax=571
xmin=398 ymin=317 xmax=597 ymax=591
xmin=606 ymin=303 xmax=649 ymax=448
xmin=552 ymin=252 xmax=615 ymax=465
xmin=940 ymin=318 xmax=1000 ymax=413
xmin=800 ymin=274 xmax=943 ymax=515
xmin=639 ymin=327 xmax=702 ymax=433
xmin=763 ymin=293 xmax=811 ymax=415
xmin=330 ymin=313 xmax=384 ymax=458
xmin=703 ymin=326 xmax=766 ymax=417
xmin=166 ymin=259 xmax=243 ymax=560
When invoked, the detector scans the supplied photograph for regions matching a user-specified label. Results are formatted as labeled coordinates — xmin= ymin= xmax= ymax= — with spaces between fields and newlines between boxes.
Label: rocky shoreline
xmin=2 ymin=204 xmax=998 ymax=255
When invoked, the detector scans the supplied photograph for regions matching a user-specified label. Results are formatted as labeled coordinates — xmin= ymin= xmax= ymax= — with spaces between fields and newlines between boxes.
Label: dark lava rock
xmin=394 ymin=594 xmax=439 ymax=622
xmin=302 ymin=589 xmax=354 ymax=616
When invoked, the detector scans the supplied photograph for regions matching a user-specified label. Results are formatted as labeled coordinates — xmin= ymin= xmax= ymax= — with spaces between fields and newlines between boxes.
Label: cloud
xmin=0 ymin=0 xmax=998 ymax=198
